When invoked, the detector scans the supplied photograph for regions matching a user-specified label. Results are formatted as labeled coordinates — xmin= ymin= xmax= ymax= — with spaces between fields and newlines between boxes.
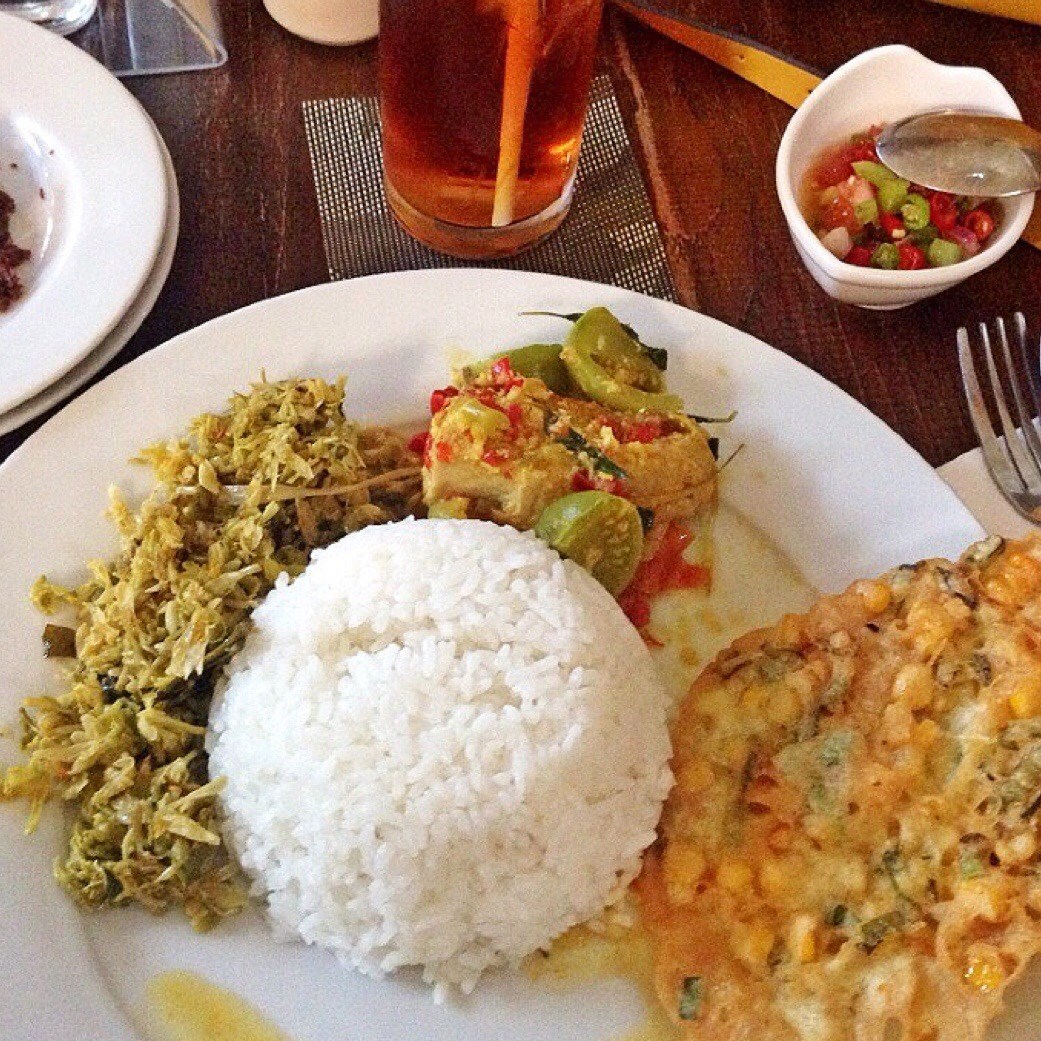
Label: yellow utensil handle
xmin=924 ymin=0 xmax=1041 ymax=26
xmin=611 ymin=0 xmax=821 ymax=109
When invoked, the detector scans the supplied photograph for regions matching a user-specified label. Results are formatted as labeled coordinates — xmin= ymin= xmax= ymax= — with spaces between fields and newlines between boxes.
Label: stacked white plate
xmin=0 ymin=13 xmax=179 ymax=436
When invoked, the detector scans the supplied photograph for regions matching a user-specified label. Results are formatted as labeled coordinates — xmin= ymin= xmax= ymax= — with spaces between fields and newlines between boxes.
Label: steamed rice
xmin=207 ymin=518 xmax=672 ymax=996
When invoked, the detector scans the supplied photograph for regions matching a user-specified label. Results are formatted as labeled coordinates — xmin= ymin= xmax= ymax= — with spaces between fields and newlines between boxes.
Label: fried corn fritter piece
xmin=641 ymin=535 xmax=1041 ymax=1041
xmin=422 ymin=364 xmax=717 ymax=530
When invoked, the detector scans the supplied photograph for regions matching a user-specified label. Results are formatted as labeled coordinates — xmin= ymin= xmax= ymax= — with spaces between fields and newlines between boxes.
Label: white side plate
xmin=0 ymin=12 xmax=166 ymax=412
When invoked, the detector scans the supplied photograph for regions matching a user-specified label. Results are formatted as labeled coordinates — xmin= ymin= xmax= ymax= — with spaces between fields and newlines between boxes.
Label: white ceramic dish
xmin=263 ymin=0 xmax=378 ymax=45
xmin=0 ymin=110 xmax=179 ymax=437
xmin=0 ymin=13 xmax=167 ymax=411
xmin=776 ymin=45 xmax=1035 ymax=310
xmin=0 ymin=271 xmax=990 ymax=1041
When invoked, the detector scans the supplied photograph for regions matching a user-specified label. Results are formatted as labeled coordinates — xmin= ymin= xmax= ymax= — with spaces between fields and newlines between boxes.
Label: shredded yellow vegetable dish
xmin=1 ymin=378 xmax=421 ymax=929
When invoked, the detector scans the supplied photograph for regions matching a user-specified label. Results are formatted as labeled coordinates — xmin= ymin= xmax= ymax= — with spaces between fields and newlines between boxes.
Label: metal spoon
xmin=876 ymin=111 xmax=1041 ymax=197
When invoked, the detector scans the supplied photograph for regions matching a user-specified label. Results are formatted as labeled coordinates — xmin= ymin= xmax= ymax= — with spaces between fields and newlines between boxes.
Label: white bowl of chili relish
xmin=776 ymin=45 xmax=1034 ymax=310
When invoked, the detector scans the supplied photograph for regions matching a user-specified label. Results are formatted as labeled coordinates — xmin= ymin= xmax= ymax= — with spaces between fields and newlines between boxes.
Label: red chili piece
xmin=930 ymin=193 xmax=959 ymax=233
xmin=617 ymin=521 xmax=711 ymax=634
xmin=963 ymin=208 xmax=995 ymax=243
xmin=430 ymin=386 xmax=459 ymax=415
xmin=408 ymin=430 xmax=430 ymax=456
xmin=897 ymin=243 xmax=927 ymax=270
xmin=434 ymin=441 xmax=454 ymax=463
xmin=880 ymin=212 xmax=905 ymax=241
xmin=846 ymin=245 xmax=874 ymax=267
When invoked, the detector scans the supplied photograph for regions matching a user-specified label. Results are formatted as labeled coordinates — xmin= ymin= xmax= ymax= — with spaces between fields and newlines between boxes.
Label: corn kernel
xmin=740 ymin=683 xmax=770 ymax=714
xmin=892 ymin=663 xmax=934 ymax=710
xmin=996 ymin=832 xmax=1037 ymax=865
xmin=722 ymin=736 xmax=751 ymax=770
xmin=964 ymin=949 xmax=1005 ymax=994
xmin=764 ymin=684 xmax=802 ymax=726
xmin=856 ymin=580 xmax=892 ymax=616
xmin=759 ymin=858 xmax=792 ymax=899
xmin=1009 ymin=676 xmax=1041 ymax=719
xmin=961 ymin=877 xmax=1008 ymax=922
xmin=675 ymin=759 xmax=714 ymax=795
xmin=913 ymin=718 xmax=941 ymax=749
xmin=907 ymin=601 xmax=957 ymax=658
xmin=663 ymin=840 xmax=706 ymax=906
xmin=733 ymin=921 xmax=776 ymax=970
xmin=985 ymin=550 xmax=1041 ymax=607
xmin=788 ymin=915 xmax=818 ymax=963
xmin=716 ymin=856 xmax=754 ymax=894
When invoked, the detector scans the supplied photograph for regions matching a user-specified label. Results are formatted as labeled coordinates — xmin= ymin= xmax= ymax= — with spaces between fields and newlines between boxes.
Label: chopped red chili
xmin=430 ymin=386 xmax=459 ymax=415
xmin=618 ymin=521 xmax=711 ymax=634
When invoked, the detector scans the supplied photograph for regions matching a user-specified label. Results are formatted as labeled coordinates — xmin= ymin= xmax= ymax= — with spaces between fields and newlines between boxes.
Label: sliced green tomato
xmin=877 ymin=177 xmax=910 ymax=214
xmin=900 ymin=193 xmax=931 ymax=231
xmin=871 ymin=243 xmax=900 ymax=269
xmin=851 ymin=160 xmax=896 ymax=189
xmin=561 ymin=308 xmax=682 ymax=414
xmin=928 ymin=238 xmax=962 ymax=267
xmin=535 ymin=491 xmax=644 ymax=596
xmin=464 ymin=343 xmax=571 ymax=394
xmin=449 ymin=397 xmax=510 ymax=436
xmin=854 ymin=198 xmax=879 ymax=226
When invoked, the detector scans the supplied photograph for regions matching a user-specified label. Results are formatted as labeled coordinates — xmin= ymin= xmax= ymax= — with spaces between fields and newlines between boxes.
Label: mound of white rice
xmin=207 ymin=518 xmax=672 ymax=997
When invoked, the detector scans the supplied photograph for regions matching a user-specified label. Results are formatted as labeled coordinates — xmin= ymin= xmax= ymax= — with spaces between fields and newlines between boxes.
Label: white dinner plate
xmin=0 ymin=109 xmax=179 ymax=436
xmin=0 ymin=272 xmax=999 ymax=1041
xmin=0 ymin=13 xmax=167 ymax=413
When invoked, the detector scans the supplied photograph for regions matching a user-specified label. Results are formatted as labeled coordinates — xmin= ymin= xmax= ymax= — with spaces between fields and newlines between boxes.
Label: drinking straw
xmin=492 ymin=0 xmax=541 ymax=227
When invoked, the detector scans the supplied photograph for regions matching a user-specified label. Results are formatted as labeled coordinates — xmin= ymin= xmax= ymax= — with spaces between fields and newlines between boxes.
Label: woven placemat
xmin=302 ymin=75 xmax=676 ymax=300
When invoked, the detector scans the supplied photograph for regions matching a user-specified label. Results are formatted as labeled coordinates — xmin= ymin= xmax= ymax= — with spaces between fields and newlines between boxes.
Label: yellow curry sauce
xmin=147 ymin=970 xmax=290 ymax=1041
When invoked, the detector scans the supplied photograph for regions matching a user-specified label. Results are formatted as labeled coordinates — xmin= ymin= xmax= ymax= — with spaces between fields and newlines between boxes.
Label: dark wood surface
xmin=3 ymin=0 xmax=1040 ymax=467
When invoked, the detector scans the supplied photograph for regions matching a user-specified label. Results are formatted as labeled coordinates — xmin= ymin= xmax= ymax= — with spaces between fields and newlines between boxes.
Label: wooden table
xmin=3 ymin=0 xmax=1040 ymax=469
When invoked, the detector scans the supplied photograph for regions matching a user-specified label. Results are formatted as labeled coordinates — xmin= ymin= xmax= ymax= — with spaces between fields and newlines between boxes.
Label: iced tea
xmin=379 ymin=0 xmax=604 ymax=258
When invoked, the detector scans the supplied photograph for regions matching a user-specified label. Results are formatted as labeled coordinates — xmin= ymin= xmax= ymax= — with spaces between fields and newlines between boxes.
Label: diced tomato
xmin=434 ymin=441 xmax=454 ymax=463
xmin=481 ymin=448 xmax=509 ymax=466
xmin=845 ymin=137 xmax=879 ymax=164
xmin=618 ymin=521 xmax=711 ymax=635
xmin=489 ymin=357 xmax=523 ymax=388
xmin=818 ymin=195 xmax=859 ymax=234
xmin=570 ymin=469 xmax=597 ymax=492
xmin=506 ymin=402 xmax=524 ymax=429
xmin=810 ymin=149 xmax=855 ymax=191
xmin=880 ymin=212 xmax=905 ymax=240
xmin=622 ymin=417 xmax=663 ymax=444
xmin=490 ymin=357 xmax=514 ymax=381
xmin=430 ymin=386 xmax=459 ymax=415
xmin=847 ymin=245 xmax=874 ymax=267
xmin=408 ymin=430 xmax=430 ymax=456
xmin=930 ymin=193 xmax=959 ymax=233
xmin=963 ymin=208 xmax=995 ymax=243
xmin=897 ymin=242 xmax=927 ymax=270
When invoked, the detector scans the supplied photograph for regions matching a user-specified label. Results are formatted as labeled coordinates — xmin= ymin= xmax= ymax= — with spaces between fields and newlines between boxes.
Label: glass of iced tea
xmin=379 ymin=0 xmax=605 ymax=259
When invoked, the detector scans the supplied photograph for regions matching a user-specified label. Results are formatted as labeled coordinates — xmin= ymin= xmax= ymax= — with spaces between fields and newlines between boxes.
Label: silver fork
xmin=958 ymin=313 xmax=1041 ymax=525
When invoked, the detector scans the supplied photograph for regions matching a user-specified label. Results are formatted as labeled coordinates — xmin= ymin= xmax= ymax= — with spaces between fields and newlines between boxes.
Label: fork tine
xmin=1012 ymin=311 xmax=1041 ymax=441
xmin=958 ymin=326 xmax=1026 ymax=499
xmin=996 ymin=315 xmax=1041 ymax=480
xmin=980 ymin=320 xmax=1041 ymax=490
